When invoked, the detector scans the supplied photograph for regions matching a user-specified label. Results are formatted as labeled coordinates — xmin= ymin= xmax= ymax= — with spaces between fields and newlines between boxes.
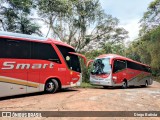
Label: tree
xmin=140 ymin=0 xmax=160 ymax=35
xmin=125 ymin=39 xmax=151 ymax=64
xmin=70 ymin=0 xmax=105 ymax=51
xmin=142 ymin=27 xmax=160 ymax=69
xmin=139 ymin=0 xmax=160 ymax=75
xmin=38 ymin=0 xmax=104 ymax=51
xmin=38 ymin=0 xmax=128 ymax=52
xmin=127 ymin=0 xmax=160 ymax=76
xmin=102 ymin=42 xmax=126 ymax=56
xmin=37 ymin=0 xmax=74 ymax=37
xmin=85 ymin=14 xmax=128 ymax=51
xmin=0 ymin=0 xmax=41 ymax=35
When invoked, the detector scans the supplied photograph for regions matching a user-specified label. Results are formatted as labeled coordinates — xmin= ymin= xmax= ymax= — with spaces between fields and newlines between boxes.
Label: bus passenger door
xmin=66 ymin=54 xmax=81 ymax=86
xmin=65 ymin=55 xmax=74 ymax=85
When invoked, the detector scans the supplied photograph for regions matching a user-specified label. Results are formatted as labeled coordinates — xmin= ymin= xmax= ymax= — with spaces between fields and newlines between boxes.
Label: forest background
xmin=0 ymin=0 xmax=160 ymax=83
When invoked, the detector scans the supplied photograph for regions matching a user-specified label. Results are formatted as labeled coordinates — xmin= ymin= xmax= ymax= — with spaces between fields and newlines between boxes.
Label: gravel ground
xmin=0 ymin=81 xmax=160 ymax=120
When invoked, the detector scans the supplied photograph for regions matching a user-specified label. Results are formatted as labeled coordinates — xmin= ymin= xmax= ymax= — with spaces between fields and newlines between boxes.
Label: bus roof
xmin=0 ymin=31 xmax=74 ymax=49
xmin=49 ymin=38 xmax=74 ymax=49
xmin=0 ymin=31 xmax=47 ymax=41
xmin=97 ymin=54 xmax=150 ymax=67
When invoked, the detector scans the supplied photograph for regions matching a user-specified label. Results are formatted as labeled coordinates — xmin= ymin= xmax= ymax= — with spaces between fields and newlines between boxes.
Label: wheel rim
xmin=46 ymin=81 xmax=54 ymax=92
xmin=122 ymin=81 xmax=126 ymax=88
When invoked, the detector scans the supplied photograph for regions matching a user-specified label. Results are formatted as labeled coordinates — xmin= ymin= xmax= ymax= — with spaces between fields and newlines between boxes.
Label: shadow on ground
xmin=89 ymin=85 xmax=153 ymax=90
xmin=0 ymin=85 xmax=154 ymax=101
xmin=0 ymin=88 xmax=78 ymax=101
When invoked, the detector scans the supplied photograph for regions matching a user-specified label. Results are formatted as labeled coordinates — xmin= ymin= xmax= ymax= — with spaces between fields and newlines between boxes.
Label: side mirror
xmin=87 ymin=60 xmax=93 ymax=68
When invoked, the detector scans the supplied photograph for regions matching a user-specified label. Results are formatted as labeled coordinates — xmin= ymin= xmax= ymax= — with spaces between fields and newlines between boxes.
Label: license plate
xmin=95 ymin=81 xmax=100 ymax=84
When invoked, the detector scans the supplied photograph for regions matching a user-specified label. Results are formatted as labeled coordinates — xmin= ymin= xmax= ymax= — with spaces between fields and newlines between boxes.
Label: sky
xmin=99 ymin=0 xmax=153 ymax=41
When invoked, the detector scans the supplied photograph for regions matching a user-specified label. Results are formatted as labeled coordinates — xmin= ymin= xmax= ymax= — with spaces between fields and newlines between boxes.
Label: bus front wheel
xmin=45 ymin=79 xmax=59 ymax=93
xmin=122 ymin=80 xmax=127 ymax=89
xmin=145 ymin=81 xmax=148 ymax=87
xmin=142 ymin=80 xmax=148 ymax=87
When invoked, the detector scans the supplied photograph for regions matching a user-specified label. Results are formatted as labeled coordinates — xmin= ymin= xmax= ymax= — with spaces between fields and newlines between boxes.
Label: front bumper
xmin=62 ymin=73 xmax=82 ymax=88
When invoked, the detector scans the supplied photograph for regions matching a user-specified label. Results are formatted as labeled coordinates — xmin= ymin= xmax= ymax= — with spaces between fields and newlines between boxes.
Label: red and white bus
xmin=90 ymin=54 xmax=153 ymax=88
xmin=0 ymin=31 xmax=85 ymax=97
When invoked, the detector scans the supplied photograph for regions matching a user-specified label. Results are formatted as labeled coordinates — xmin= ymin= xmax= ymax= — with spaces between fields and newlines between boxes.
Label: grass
xmin=79 ymin=82 xmax=94 ymax=88
xmin=79 ymin=82 xmax=102 ymax=88
xmin=79 ymin=76 xmax=160 ymax=88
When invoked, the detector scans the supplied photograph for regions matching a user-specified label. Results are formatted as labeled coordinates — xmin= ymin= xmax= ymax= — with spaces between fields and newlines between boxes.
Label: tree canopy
xmin=126 ymin=0 xmax=160 ymax=76
xmin=37 ymin=0 xmax=128 ymax=52
xmin=0 ymin=0 xmax=160 ymax=77
xmin=0 ymin=0 xmax=41 ymax=35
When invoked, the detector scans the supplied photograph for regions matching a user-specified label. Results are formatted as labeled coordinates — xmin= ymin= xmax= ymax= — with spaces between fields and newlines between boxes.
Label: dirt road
xmin=0 ymin=81 xmax=160 ymax=120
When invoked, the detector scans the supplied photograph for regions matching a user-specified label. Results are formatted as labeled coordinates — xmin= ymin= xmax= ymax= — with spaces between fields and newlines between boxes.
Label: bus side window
xmin=31 ymin=42 xmax=61 ymax=63
xmin=0 ymin=38 xmax=30 ymax=59
xmin=113 ymin=60 xmax=126 ymax=73
xmin=113 ymin=60 xmax=118 ymax=73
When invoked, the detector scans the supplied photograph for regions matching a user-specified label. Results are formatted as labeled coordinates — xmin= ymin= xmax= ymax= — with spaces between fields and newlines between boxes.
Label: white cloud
xmin=99 ymin=0 xmax=153 ymax=42
xmin=38 ymin=21 xmax=54 ymax=39
xmin=120 ymin=19 xmax=140 ymax=41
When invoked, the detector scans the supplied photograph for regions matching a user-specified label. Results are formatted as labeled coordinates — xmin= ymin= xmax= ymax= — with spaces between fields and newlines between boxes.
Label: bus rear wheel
xmin=143 ymin=80 xmax=148 ymax=87
xmin=141 ymin=80 xmax=148 ymax=87
xmin=45 ymin=79 xmax=58 ymax=93
xmin=122 ymin=80 xmax=127 ymax=89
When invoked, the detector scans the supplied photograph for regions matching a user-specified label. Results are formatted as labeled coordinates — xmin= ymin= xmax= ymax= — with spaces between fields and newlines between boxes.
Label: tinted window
xmin=56 ymin=45 xmax=81 ymax=73
xmin=0 ymin=38 xmax=30 ymax=59
xmin=127 ymin=61 xmax=151 ymax=73
xmin=0 ymin=38 xmax=61 ymax=63
xmin=113 ymin=60 xmax=126 ymax=73
xmin=31 ymin=42 xmax=61 ymax=63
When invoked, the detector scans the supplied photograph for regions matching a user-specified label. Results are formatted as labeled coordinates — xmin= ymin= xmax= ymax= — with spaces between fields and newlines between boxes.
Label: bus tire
xmin=45 ymin=79 xmax=59 ymax=93
xmin=141 ymin=80 xmax=148 ymax=87
xmin=144 ymin=80 xmax=148 ymax=87
xmin=122 ymin=80 xmax=127 ymax=89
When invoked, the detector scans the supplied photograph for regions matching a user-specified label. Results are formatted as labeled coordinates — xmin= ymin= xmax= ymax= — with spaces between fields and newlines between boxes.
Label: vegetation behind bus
xmin=0 ymin=0 xmax=160 ymax=83
xmin=81 ymin=0 xmax=160 ymax=84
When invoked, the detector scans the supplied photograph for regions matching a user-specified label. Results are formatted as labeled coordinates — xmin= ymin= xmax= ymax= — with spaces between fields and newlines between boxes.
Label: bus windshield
xmin=91 ymin=58 xmax=111 ymax=75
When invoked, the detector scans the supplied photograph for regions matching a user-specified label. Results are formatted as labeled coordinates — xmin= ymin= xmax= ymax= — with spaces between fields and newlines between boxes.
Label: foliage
xmin=140 ymin=0 xmax=160 ymax=35
xmin=80 ymin=81 xmax=93 ymax=88
xmin=0 ymin=0 xmax=41 ymax=35
xmin=127 ymin=0 xmax=160 ymax=76
xmin=126 ymin=27 xmax=160 ymax=75
xmin=86 ymin=15 xmax=128 ymax=52
xmin=37 ymin=0 xmax=128 ymax=52
xmin=1 ymin=0 xmax=159 ymax=81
